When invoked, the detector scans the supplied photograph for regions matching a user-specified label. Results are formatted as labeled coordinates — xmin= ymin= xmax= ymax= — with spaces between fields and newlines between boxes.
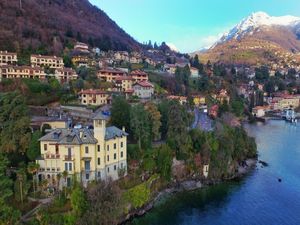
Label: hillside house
xmin=133 ymin=81 xmax=154 ymax=99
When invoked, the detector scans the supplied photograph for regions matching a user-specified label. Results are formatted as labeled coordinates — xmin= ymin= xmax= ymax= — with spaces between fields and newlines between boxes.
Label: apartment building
xmin=0 ymin=51 xmax=18 ymax=66
xmin=31 ymin=55 xmax=64 ymax=69
xmin=79 ymin=89 xmax=111 ymax=106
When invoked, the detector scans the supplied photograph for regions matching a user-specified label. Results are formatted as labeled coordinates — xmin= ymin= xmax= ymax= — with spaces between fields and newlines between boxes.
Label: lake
xmin=129 ymin=120 xmax=300 ymax=225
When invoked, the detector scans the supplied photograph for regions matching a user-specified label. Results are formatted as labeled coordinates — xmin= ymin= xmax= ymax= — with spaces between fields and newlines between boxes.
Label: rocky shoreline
xmin=120 ymin=158 xmax=257 ymax=225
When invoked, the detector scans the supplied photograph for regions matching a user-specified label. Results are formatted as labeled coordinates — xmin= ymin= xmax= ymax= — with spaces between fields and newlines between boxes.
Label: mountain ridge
xmin=0 ymin=0 xmax=141 ymax=54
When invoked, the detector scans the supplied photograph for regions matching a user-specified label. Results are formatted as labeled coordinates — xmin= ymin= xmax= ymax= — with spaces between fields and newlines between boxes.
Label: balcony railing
xmin=64 ymin=155 xmax=75 ymax=161
xmin=45 ymin=154 xmax=60 ymax=159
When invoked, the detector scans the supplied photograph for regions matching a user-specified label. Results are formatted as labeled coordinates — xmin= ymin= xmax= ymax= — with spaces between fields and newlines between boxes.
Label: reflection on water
xmin=129 ymin=121 xmax=300 ymax=225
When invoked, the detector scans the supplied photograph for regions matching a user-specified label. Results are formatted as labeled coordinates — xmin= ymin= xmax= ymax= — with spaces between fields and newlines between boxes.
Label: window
xmin=121 ymin=151 xmax=124 ymax=158
xmin=44 ymin=144 xmax=47 ymax=151
xmin=97 ymin=171 xmax=101 ymax=178
xmin=121 ymin=142 xmax=123 ymax=148
xmin=65 ymin=163 xmax=68 ymax=171
xmin=114 ymin=143 xmax=116 ymax=149
xmin=86 ymin=173 xmax=89 ymax=180
xmin=98 ymin=158 xmax=101 ymax=165
xmin=114 ymin=153 xmax=116 ymax=160
xmin=114 ymin=165 xmax=117 ymax=171
xmin=107 ymin=167 xmax=110 ymax=173
xmin=107 ymin=145 xmax=109 ymax=151
xmin=55 ymin=145 xmax=59 ymax=155
xmin=69 ymin=163 xmax=72 ymax=171
xmin=85 ymin=146 xmax=89 ymax=154
xmin=121 ymin=163 xmax=123 ymax=169
xmin=97 ymin=145 xmax=100 ymax=152
xmin=107 ymin=155 xmax=109 ymax=162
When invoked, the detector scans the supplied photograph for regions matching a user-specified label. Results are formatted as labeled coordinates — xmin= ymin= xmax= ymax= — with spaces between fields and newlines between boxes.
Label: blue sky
xmin=90 ymin=0 xmax=300 ymax=53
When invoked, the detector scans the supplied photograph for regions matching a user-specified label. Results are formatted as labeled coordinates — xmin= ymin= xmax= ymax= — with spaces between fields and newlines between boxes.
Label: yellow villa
xmin=36 ymin=113 xmax=128 ymax=187
xmin=193 ymin=95 xmax=206 ymax=106
xmin=79 ymin=89 xmax=111 ymax=106
xmin=98 ymin=68 xmax=127 ymax=82
xmin=31 ymin=54 xmax=64 ymax=69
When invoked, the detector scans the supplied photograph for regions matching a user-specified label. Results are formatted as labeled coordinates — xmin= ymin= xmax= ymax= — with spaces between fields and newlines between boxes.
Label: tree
xmin=71 ymin=186 xmax=87 ymax=218
xmin=144 ymin=102 xmax=162 ymax=141
xmin=27 ymin=131 xmax=42 ymax=161
xmin=167 ymin=102 xmax=192 ymax=159
xmin=110 ymin=96 xmax=131 ymax=132
xmin=130 ymin=104 xmax=151 ymax=150
xmin=157 ymin=144 xmax=173 ymax=181
xmin=231 ymin=99 xmax=244 ymax=117
xmin=255 ymin=66 xmax=269 ymax=81
xmin=14 ymin=167 xmax=29 ymax=204
xmin=79 ymin=181 xmax=122 ymax=225
xmin=62 ymin=170 xmax=69 ymax=197
xmin=0 ymin=154 xmax=20 ymax=224
xmin=76 ymin=32 xmax=82 ymax=42
xmin=0 ymin=92 xmax=31 ymax=156
xmin=27 ymin=162 xmax=40 ymax=198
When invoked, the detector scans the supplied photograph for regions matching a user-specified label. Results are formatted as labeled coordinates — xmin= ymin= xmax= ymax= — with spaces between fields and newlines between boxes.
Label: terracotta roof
xmin=31 ymin=55 xmax=63 ymax=60
xmin=134 ymin=81 xmax=154 ymax=88
xmin=99 ymin=68 xmax=127 ymax=74
xmin=115 ymin=76 xmax=133 ymax=81
xmin=130 ymin=70 xmax=148 ymax=76
xmin=0 ymin=51 xmax=17 ymax=56
xmin=0 ymin=65 xmax=44 ymax=71
xmin=79 ymin=89 xmax=108 ymax=95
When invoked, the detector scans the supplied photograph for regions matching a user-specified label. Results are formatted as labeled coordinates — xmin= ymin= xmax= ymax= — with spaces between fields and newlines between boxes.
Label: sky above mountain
xmin=90 ymin=0 xmax=300 ymax=53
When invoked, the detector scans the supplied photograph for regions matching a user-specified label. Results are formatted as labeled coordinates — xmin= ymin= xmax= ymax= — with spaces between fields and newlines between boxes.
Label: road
xmin=191 ymin=107 xmax=213 ymax=132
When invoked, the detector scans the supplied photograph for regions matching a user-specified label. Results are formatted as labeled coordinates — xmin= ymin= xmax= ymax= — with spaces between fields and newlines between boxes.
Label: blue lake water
xmin=129 ymin=120 xmax=300 ymax=225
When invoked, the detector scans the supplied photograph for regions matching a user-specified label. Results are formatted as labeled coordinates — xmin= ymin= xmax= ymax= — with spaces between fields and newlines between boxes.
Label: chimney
xmin=122 ymin=126 xmax=125 ymax=132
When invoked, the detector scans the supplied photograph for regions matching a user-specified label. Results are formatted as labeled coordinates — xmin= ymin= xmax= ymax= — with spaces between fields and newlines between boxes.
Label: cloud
xmin=199 ymin=33 xmax=224 ymax=49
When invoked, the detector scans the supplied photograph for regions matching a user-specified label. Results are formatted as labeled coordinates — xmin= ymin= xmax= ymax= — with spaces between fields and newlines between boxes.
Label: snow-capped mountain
xmin=218 ymin=12 xmax=300 ymax=45
xmin=195 ymin=12 xmax=300 ymax=66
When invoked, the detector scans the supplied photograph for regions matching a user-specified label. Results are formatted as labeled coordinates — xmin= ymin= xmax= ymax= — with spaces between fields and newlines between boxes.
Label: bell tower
xmin=93 ymin=113 xmax=107 ymax=143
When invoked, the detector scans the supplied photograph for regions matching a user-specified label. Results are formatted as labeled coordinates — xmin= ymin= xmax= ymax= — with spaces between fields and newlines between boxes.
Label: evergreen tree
xmin=130 ymin=104 xmax=151 ymax=150
xmin=110 ymin=96 xmax=131 ymax=132
xmin=144 ymin=102 xmax=162 ymax=141
xmin=0 ymin=92 xmax=31 ymax=157
xmin=26 ymin=131 xmax=42 ymax=161
xmin=0 ymin=154 xmax=20 ymax=224
xmin=167 ymin=102 xmax=192 ymax=159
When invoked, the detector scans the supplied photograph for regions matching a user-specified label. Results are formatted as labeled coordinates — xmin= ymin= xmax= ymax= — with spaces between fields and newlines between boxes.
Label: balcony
xmin=64 ymin=155 xmax=75 ymax=161
xmin=45 ymin=154 xmax=60 ymax=159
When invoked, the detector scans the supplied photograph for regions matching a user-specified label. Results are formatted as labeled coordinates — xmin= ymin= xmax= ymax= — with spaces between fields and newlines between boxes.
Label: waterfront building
xmin=252 ymin=106 xmax=269 ymax=118
xmin=36 ymin=113 xmax=128 ymax=187
xmin=31 ymin=55 xmax=64 ymax=69
xmin=271 ymin=94 xmax=300 ymax=110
